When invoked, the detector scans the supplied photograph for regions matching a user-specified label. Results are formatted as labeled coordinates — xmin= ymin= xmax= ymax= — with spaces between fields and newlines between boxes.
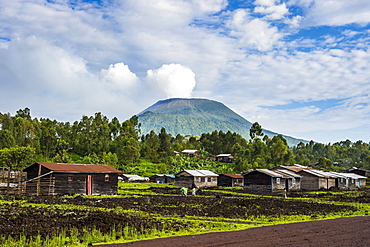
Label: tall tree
xmin=249 ymin=122 xmax=263 ymax=141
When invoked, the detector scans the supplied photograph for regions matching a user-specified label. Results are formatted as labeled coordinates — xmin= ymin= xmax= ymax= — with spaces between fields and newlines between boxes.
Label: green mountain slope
xmin=137 ymin=98 xmax=307 ymax=146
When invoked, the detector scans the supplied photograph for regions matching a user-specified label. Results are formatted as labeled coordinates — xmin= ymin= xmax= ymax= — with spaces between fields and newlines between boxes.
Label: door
xmin=285 ymin=178 xmax=289 ymax=192
xmin=87 ymin=175 xmax=92 ymax=195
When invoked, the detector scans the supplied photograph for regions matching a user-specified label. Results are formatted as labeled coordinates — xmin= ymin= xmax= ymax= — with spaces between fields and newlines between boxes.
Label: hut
xmin=243 ymin=169 xmax=301 ymax=192
xmin=181 ymin=149 xmax=200 ymax=157
xmin=120 ymin=174 xmax=149 ymax=183
xmin=273 ymin=165 xmax=336 ymax=191
xmin=216 ymin=154 xmax=234 ymax=163
xmin=149 ymin=174 xmax=175 ymax=183
xmin=345 ymin=167 xmax=369 ymax=177
xmin=341 ymin=173 xmax=367 ymax=188
xmin=296 ymin=170 xmax=336 ymax=191
xmin=175 ymin=170 xmax=218 ymax=188
xmin=217 ymin=174 xmax=243 ymax=187
xmin=327 ymin=172 xmax=350 ymax=190
xmin=24 ymin=162 xmax=121 ymax=196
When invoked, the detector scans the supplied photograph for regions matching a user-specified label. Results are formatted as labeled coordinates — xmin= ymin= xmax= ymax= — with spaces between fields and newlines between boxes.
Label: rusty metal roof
xmin=221 ymin=174 xmax=243 ymax=179
xmin=279 ymin=165 xmax=315 ymax=173
xmin=34 ymin=162 xmax=122 ymax=173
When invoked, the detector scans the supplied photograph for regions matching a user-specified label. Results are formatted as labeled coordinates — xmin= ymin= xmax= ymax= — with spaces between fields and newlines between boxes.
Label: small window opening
xmin=68 ymin=176 xmax=73 ymax=182
xmin=105 ymin=174 xmax=109 ymax=182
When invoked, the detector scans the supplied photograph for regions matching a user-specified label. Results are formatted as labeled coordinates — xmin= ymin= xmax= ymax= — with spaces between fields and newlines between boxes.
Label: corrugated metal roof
xmin=280 ymin=165 xmax=315 ymax=172
xmin=255 ymin=169 xmax=284 ymax=177
xmin=301 ymin=169 xmax=335 ymax=178
xmin=341 ymin=173 xmax=367 ymax=179
xmin=182 ymin=149 xmax=198 ymax=154
xmin=35 ymin=162 xmax=122 ymax=173
xmin=275 ymin=169 xmax=301 ymax=178
xmin=221 ymin=174 xmax=243 ymax=179
xmin=346 ymin=167 xmax=369 ymax=172
xmin=217 ymin=154 xmax=232 ymax=157
xmin=327 ymin=172 xmax=348 ymax=178
xmin=291 ymin=164 xmax=309 ymax=168
xmin=121 ymin=174 xmax=148 ymax=181
xmin=177 ymin=169 xmax=218 ymax=177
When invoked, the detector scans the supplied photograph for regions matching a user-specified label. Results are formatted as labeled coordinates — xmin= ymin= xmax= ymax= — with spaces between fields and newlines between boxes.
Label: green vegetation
xmin=1 ymin=108 xmax=370 ymax=177
xmin=0 ymin=183 xmax=369 ymax=246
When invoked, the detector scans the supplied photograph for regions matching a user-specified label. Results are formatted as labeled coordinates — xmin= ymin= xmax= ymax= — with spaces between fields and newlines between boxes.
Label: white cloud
xmin=254 ymin=3 xmax=289 ymax=20
xmin=191 ymin=0 xmax=228 ymax=15
xmin=286 ymin=15 xmax=303 ymax=28
xmin=100 ymin=63 xmax=139 ymax=91
xmin=228 ymin=9 xmax=284 ymax=51
xmin=293 ymin=0 xmax=370 ymax=27
xmin=0 ymin=36 xmax=146 ymax=121
xmin=0 ymin=0 xmax=370 ymax=143
xmin=146 ymin=64 xmax=196 ymax=98
xmin=254 ymin=0 xmax=277 ymax=7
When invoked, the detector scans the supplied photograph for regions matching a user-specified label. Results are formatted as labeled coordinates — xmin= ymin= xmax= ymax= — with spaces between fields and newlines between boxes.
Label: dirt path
xmin=95 ymin=216 xmax=370 ymax=247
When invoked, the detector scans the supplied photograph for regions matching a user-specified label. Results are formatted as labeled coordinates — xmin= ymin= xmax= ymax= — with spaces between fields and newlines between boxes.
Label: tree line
xmin=1 ymin=108 xmax=370 ymax=176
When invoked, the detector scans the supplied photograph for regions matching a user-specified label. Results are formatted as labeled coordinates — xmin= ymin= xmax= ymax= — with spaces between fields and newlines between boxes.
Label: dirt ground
xmin=95 ymin=216 xmax=370 ymax=247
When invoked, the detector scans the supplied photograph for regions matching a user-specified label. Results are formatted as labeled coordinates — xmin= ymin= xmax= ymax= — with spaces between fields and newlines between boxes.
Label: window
xmin=197 ymin=177 xmax=201 ymax=183
xmin=105 ymin=174 xmax=109 ymax=182
xmin=276 ymin=178 xmax=280 ymax=184
xmin=292 ymin=178 xmax=296 ymax=184
xmin=68 ymin=176 xmax=73 ymax=182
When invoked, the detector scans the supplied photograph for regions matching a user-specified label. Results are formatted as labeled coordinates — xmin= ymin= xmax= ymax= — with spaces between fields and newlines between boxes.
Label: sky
xmin=1 ymin=0 xmax=370 ymax=144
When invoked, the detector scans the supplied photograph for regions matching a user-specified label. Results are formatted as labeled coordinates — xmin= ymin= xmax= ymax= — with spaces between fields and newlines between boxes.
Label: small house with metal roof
xmin=296 ymin=169 xmax=336 ymax=191
xmin=273 ymin=165 xmax=336 ymax=191
xmin=217 ymin=174 xmax=243 ymax=187
xmin=345 ymin=167 xmax=369 ymax=177
xmin=175 ymin=170 xmax=218 ymax=188
xmin=339 ymin=172 xmax=367 ymax=188
xmin=24 ymin=162 xmax=122 ymax=196
xmin=243 ymin=169 xmax=301 ymax=192
xmin=120 ymin=174 xmax=149 ymax=183
xmin=216 ymin=154 xmax=234 ymax=163
xmin=181 ymin=149 xmax=200 ymax=157
xmin=149 ymin=174 xmax=175 ymax=183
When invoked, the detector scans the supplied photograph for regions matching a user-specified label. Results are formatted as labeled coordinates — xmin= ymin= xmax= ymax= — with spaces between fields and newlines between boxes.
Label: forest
xmin=1 ymin=108 xmax=370 ymax=176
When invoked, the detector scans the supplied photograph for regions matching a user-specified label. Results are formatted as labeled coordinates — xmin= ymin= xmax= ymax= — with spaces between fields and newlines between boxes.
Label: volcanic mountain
xmin=137 ymin=98 xmax=306 ymax=146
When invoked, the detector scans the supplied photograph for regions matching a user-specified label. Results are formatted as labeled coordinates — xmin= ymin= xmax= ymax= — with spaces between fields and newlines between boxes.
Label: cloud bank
xmin=1 ymin=0 xmax=370 ymax=143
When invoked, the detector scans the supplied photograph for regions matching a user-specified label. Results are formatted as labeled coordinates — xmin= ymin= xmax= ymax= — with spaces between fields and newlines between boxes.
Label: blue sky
xmin=1 ymin=0 xmax=370 ymax=144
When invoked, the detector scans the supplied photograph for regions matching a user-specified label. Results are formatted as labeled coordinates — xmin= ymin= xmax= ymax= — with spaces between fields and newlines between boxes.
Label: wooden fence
xmin=0 ymin=169 xmax=56 ymax=195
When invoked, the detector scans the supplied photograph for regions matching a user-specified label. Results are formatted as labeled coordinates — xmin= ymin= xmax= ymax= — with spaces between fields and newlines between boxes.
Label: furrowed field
xmin=1 ymin=183 xmax=370 ymax=247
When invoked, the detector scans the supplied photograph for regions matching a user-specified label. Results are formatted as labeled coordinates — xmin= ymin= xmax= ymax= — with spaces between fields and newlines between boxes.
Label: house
xmin=296 ymin=169 xmax=336 ymax=191
xmin=345 ymin=167 xmax=369 ymax=177
xmin=340 ymin=172 xmax=367 ymax=188
xmin=273 ymin=164 xmax=337 ymax=191
xmin=327 ymin=172 xmax=350 ymax=190
xmin=149 ymin=174 xmax=175 ymax=183
xmin=216 ymin=154 xmax=234 ymax=163
xmin=243 ymin=169 xmax=301 ymax=192
xmin=217 ymin=174 xmax=243 ymax=187
xmin=24 ymin=162 xmax=122 ymax=196
xmin=120 ymin=174 xmax=149 ymax=183
xmin=274 ymin=169 xmax=302 ymax=191
xmin=181 ymin=149 xmax=200 ymax=157
xmin=175 ymin=170 xmax=218 ymax=188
